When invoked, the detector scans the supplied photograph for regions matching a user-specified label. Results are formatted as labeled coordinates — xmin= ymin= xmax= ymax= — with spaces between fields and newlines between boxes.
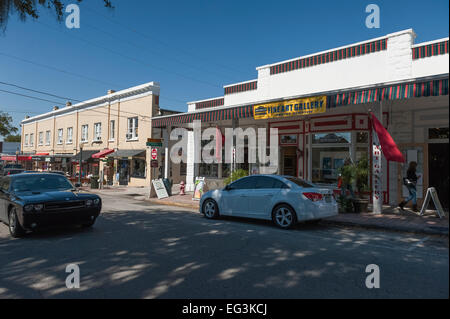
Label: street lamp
xmin=78 ymin=145 xmax=83 ymax=185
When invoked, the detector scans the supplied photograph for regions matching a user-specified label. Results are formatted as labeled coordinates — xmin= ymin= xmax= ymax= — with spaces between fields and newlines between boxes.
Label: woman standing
xmin=399 ymin=161 xmax=420 ymax=212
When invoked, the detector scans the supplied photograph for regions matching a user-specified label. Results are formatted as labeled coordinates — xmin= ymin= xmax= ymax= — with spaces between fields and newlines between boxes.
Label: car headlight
xmin=34 ymin=204 xmax=44 ymax=211
xmin=93 ymin=198 xmax=100 ymax=206
xmin=24 ymin=204 xmax=34 ymax=212
xmin=86 ymin=199 xmax=93 ymax=207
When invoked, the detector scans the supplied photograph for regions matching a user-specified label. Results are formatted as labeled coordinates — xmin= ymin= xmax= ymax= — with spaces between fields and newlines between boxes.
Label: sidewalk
xmin=86 ymin=186 xmax=448 ymax=236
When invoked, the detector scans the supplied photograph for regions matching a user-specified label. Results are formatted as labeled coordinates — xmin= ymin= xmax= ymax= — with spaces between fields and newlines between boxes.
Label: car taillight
xmin=303 ymin=192 xmax=323 ymax=202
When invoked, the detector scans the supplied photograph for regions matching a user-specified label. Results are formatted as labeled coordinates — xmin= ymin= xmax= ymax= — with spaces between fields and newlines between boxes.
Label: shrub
xmin=224 ymin=169 xmax=248 ymax=185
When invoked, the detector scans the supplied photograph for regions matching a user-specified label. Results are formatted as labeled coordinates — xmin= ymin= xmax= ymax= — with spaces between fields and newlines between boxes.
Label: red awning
xmin=1 ymin=156 xmax=33 ymax=161
xmin=35 ymin=153 xmax=50 ymax=156
xmin=92 ymin=149 xmax=114 ymax=159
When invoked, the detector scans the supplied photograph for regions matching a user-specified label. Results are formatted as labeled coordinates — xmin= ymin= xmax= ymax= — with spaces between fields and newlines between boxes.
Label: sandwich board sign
xmin=420 ymin=187 xmax=445 ymax=219
xmin=193 ymin=177 xmax=205 ymax=201
xmin=152 ymin=179 xmax=169 ymax=199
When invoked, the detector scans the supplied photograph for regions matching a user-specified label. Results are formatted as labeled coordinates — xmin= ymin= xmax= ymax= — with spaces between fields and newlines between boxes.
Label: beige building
xmin=21 ymin=82 xmax=164 ymax=187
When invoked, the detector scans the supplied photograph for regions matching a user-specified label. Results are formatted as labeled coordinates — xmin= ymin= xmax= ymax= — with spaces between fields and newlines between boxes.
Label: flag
xmin=370 ymin=112 xmax=405 ymax=163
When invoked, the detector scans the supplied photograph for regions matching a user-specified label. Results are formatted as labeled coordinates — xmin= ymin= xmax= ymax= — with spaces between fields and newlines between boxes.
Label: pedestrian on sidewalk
xmin=399 ymin=161 xmax=421 ymax=212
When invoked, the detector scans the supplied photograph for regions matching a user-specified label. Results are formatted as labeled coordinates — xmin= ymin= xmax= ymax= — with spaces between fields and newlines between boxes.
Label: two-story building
xmin=151 ymin=29 xmax=449 ymax=209
xmin=21 ymin=82 xmax=162 ymax=187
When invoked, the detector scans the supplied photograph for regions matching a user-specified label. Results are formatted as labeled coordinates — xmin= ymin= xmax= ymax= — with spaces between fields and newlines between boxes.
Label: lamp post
xmin=78 ymin=146 xmax=83 ymax=185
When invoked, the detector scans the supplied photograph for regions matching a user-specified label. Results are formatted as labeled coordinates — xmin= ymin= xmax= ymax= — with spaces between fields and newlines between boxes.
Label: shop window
xmin=312 ymin=146 xmax=350 ymax=184
xmin=131 ymin=158 xmax=146 ymax=178
xmin=312 ymin=132 xmax=351 ymax=144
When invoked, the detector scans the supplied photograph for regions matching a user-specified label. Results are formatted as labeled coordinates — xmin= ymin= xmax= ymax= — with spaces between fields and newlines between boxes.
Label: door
xmin=246 ymin=176 xmax=284 ymax=219
xmin=118 ymin=159 xmax=129 ymax=186
xmin=428 ymin=144 xmax=449 ymax=209
xmin=282 ymin=147 xmax=297 ymax=177
xmin=220 ymin=176 xmax=256 ymax=216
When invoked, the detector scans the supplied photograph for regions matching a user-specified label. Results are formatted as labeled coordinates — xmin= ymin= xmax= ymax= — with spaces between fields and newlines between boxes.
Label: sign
xmin=420 ymin=187 xmax=445 ymax=218
xmin=193 ymin=177 xmax=205 ymax=201
xmin=372 ymin=133 xmax=383 ymax=214
xmin=253 ymin=96 xmax=327 ymax=120
xmin=152 ymin=179 xmax=169 ymax=199
xmin=151 ymin=148 xmax=158 ymax=160
xmin=151 ymin=160 xmax=158 ymax=168
xmin=147 ymin=142 xmax=163 ymax=147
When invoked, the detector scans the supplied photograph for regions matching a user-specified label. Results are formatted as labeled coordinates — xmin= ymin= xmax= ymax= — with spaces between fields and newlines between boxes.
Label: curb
xmin=320 ymin=219 xmax=449 ymax=236
xmin=146 ymin=199 xmax=199 ymax=211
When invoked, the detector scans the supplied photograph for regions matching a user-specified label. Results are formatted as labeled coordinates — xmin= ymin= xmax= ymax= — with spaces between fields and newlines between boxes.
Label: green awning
xmin=108 ymin=150 xmax=146 ymax=158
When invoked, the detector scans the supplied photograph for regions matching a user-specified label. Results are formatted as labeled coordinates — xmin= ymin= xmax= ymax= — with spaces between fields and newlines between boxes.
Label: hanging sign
xmin=253 ymin=96 xmax=327 ymax=120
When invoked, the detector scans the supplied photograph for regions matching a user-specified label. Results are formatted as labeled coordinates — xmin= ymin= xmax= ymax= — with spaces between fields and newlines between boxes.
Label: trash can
xmin=162 ymin=178 xmax=172 ymax=196
xmin=90 ymin=176 xmax=99 ymax=189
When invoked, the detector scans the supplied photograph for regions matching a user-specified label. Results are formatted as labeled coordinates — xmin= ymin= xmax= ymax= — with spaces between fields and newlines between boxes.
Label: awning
xmin=108 ymin=149 xmax=146 ymax=158
xmin=92 ymin=149 xmax=114 ymax=159
xmin=35 ymin=153 xmax=50 ymax=156
xmin=151 ymin=77 xmax=448 ymax=128
xmin=71 ymin=150 xmax=100 ymax=162
xmin=1 ymin=155 xmax=33 ymax=161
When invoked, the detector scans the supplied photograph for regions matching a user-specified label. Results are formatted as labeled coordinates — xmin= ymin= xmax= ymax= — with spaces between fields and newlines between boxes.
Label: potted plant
xmin=337 ymin=161 xmax=356 ymax=213
xmin=337 ymin=194 xmax=354 ymax=213
xmin=353 ymin=156 xmax=370 ymax=213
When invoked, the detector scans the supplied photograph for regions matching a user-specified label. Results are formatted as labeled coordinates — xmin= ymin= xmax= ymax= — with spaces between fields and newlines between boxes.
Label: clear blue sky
xmin=0 ymin=0 xmax=448 ymax=137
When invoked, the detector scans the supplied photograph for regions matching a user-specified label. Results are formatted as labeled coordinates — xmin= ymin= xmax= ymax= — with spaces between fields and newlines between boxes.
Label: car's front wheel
xmin=272 ymin=204 xmax=297 ymax=229
xmin=8 ymin=207 xmax=25 ymax=238
xmin=202 ymin=199 xmax=219 ymax=219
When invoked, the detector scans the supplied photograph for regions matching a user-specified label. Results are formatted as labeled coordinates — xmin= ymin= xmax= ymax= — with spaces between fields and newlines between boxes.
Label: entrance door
xmin=118 ymin=159 xmax=129 ymax=186
xmin=428 ymin=144 xmax=449 ymax=209
xmin=282 ymin=147 xmax=297 ymax=177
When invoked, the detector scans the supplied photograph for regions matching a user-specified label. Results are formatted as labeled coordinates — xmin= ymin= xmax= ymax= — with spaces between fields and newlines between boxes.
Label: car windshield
xmin=11 ymin=175 xmax=74 ymax=193
xmin=285 ymin=177 xmax=314 ymax=188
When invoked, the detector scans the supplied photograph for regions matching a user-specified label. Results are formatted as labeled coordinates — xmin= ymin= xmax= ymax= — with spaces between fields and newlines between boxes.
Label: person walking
xmin=399 ymin=161 xmax=421 ymax=212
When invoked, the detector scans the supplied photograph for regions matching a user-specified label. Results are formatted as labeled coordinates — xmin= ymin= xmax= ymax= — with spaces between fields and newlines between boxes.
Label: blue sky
xmin=0 ymin=0 xmax=448 ymax=137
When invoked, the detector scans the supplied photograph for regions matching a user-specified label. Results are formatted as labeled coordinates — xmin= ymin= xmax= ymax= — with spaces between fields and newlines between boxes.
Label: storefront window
xmin=131 ymin=158 xmax=146 ymax=178
xmin=312 ymin=146 xmax=349 ymax=184
xmin=312 ymin=132 xmax=351 ymax=144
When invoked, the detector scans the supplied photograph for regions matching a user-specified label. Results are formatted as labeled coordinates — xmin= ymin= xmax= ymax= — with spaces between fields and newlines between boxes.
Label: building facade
xmin=20 ymin=82 xmax=161 ymax=187
xmin=152 ymin=29 xmax=449 ymax=208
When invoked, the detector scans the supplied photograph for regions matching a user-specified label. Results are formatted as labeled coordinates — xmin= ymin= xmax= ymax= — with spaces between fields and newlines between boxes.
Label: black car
xmin=0 ymin=173 xmax=102 ymax=238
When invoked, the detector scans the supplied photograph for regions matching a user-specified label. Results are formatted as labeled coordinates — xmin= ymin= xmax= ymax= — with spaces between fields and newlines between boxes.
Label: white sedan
xmin=199 ymin=175 xmax=338 ymax=229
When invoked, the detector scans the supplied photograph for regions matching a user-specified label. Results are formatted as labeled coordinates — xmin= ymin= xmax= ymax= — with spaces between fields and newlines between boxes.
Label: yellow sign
xmin=253 ymin=96 xmax=327 ymax=120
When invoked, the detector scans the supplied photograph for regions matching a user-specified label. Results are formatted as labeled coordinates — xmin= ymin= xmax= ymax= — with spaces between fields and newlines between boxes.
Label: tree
xmin=0 ymin=0 xmax=113 ymax=32
xmin=4 ymin=134 xmax=21 ymax=142
xmin=0 ymin=112 xmax=18 ymax=138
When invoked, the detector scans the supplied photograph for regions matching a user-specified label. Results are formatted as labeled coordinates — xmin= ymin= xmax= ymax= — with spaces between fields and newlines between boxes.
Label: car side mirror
xmin=74 ymin=182 xmax=81 ymax=188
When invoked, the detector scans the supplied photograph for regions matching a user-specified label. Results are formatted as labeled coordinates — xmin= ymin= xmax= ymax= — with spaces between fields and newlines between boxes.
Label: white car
xmin=199 ymin=175 xmax=338 ymax=229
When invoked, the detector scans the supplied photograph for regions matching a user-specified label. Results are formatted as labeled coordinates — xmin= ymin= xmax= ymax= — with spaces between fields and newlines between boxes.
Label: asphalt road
xmin=0 ymin=192 xmax=448 ymax=299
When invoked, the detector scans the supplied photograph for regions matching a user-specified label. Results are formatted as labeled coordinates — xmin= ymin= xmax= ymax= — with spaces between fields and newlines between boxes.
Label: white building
xmin=152 ymin=29 xmax=449 ymax=209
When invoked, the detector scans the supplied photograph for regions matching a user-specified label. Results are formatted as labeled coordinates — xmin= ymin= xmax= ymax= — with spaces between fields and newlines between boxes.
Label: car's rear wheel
xmin=202 ymin=199 xmax=219 ymax=219
xmin=272 ymin=204 xmax=296 ymax=229
xmin=8 ymin=207 xmax=25 ymax=238
xmin=81 ymin=219 xmax=96 ymax=228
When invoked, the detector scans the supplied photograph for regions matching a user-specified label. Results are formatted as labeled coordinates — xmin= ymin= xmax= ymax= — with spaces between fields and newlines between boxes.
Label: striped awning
xmin=152 ymin=104 xmax=253 ymax=128
xmin=152 ymin=78 xmax=448 ymax=128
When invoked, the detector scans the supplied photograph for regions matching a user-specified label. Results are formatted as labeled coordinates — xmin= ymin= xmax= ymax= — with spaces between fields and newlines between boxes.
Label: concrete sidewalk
xmin=86 ymin=187 xmax=448 ymax=236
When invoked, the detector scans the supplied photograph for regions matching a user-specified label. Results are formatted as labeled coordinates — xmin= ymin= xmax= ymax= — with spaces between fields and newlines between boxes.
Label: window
xmin=429 ymin=127 xmax=449 ymax=140
xmin=81 ymin=125 xmax=88 ymax=142
xmin=45 ymin=131 xmax=51 ymax=145
xmin=67 ymin=127 xmax=73 ymax=144
xmin=109 ymin=120 xmax=115 ymax=140
xmin=285 ymin=177 xmax=314 ymax=188
xmin=229 ymin=176 xmax=257 ymax=190
xmin=131 ymin=158 xmax=146 ymax=178
xmin=25 ymin=134 xmax=29 ymax=146
xmin=127 ymin=117 xmax=139 ymax=140
xmin=30 ymin=133 xmax=34 ymax=146
xmin=312 ymin=132 xmax=351 ymax=144
xmin=255 ymin=176 xmax=288 ymax=189
xmin=94 ymin=123 xmax=102 ymax=141
xmin=38 ymin=132 xmax=43 ymax=145
xmin=57 ymin=129 xmax=63 ymax=144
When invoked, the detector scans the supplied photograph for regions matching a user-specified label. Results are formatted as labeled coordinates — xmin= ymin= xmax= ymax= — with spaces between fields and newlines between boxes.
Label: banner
xmin=254 ymin=96 xmax=327 ymax=120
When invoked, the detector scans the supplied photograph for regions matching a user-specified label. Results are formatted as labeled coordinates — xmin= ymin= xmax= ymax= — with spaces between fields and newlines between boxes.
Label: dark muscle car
xmin=0 ymin=173 xmax=102 ymax=238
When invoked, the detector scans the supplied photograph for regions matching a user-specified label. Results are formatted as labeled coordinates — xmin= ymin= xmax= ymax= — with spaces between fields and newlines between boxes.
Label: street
xmin=0 ymin=192 xmax=448 ymax=299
